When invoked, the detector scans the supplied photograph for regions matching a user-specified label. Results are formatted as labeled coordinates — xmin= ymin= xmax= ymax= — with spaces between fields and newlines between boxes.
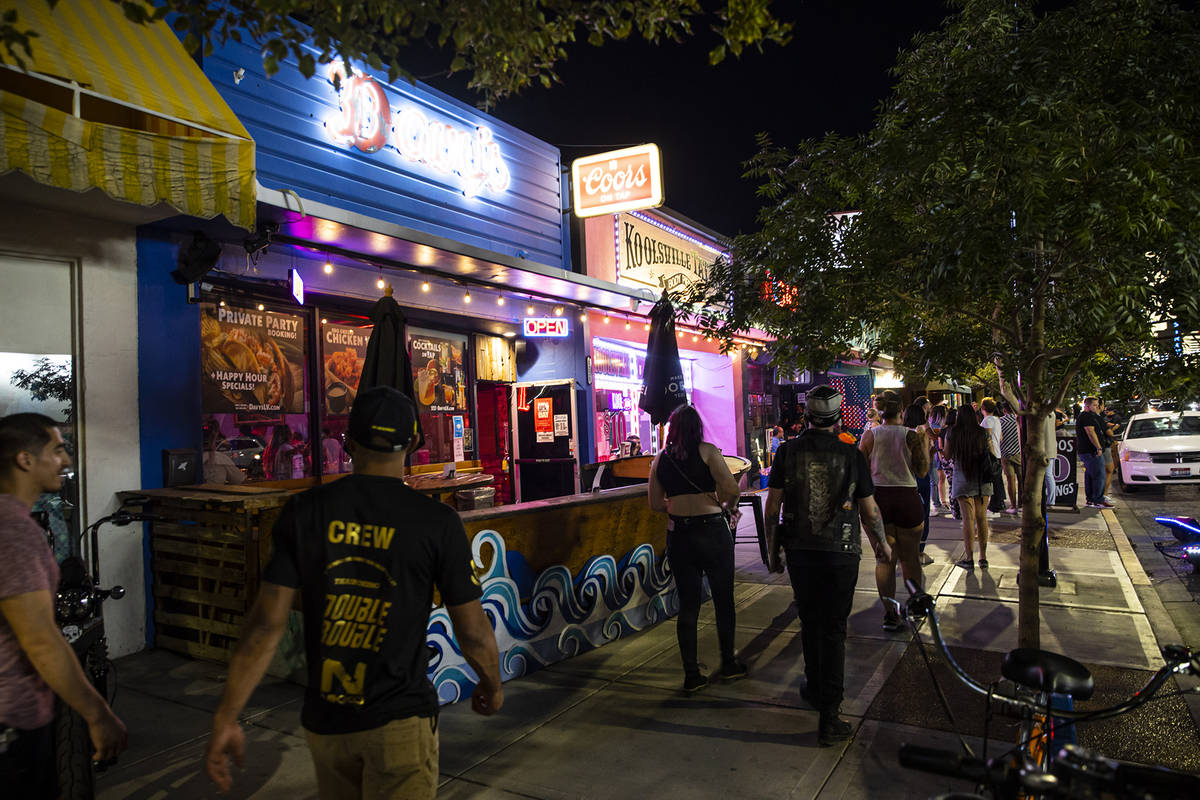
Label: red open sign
xmin=523 ymin=317 xmax=569 ymax=337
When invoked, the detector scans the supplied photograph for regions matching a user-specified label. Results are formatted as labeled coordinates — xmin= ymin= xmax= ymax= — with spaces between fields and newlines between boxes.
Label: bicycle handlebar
xmin=901 ymin=743 xmax=1200 ymax=800
xmin=901 ymin=581 xmax=1197 ymax=721
xmin=79 ymin=511 xmax=173 ymax=543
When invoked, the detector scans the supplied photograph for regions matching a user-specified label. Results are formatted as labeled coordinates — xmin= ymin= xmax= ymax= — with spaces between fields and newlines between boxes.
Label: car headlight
xmin=1124 ymin=450 xmax=1152 ymax=462
xmin=254 ymin=454 xmax=261 ymax=460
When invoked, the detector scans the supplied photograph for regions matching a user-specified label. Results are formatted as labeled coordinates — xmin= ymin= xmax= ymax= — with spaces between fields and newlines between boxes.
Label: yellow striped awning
xmin=0 ymin=0 xmax=255 ymax=228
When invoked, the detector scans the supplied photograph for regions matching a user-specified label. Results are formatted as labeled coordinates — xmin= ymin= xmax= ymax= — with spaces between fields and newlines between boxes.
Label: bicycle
xmin=47 ymin=498 xmax=164 ymax=800
xmin=890 ymin=583 xmax=1200 ymax=799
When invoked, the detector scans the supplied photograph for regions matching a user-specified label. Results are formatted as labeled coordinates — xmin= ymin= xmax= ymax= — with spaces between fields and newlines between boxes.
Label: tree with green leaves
xmin=10 ymin=356 xmax=73 ymax=420
xmin=689 ymin=0 xmax=1200 ymax=647
xmin=1 ymin=0 xmax=789 ymax=103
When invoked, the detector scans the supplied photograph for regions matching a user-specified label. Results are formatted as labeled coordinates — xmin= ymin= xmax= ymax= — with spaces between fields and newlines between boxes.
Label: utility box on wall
xmin=162 ymin=448 xmax=199 ymax=487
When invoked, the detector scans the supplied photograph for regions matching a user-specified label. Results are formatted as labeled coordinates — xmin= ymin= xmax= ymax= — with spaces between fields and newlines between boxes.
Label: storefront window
xmin=199 ymin=301 xmax=311 ymax=482
xmin=592 ymin=337 xmax=694 ymax=461
xmin=318 ymin=314 xmax=371 ymax=475
xmin=744 ymin=363 xmax=774 ymax=469
xmin=0 ymin=253 xmax=79 ymax=558
xmin=408 ymin=326 xmax=474 ymax=464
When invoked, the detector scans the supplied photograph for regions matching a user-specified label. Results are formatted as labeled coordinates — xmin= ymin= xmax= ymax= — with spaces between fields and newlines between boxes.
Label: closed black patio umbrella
xmin=639 ymin=291 xmax=688 ymax=425
xmin=359 ymin=287 xmax=423 ymax=446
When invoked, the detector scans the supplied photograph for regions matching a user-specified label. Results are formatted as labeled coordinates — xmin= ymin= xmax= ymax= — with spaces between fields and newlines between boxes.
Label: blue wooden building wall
xmin=202 ymin=40 xmax=566 ymax=269
xmin=136 ymin=231 xmax=199 ymax=645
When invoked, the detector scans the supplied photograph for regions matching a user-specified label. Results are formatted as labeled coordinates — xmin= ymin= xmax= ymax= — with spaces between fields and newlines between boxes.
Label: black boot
xmin=818 ymin=712 xmax=853 ymax=746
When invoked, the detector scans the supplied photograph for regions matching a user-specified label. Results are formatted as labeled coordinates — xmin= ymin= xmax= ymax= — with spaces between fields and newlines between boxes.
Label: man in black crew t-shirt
xmin=205 ymin=387 xmax=502 ymax=799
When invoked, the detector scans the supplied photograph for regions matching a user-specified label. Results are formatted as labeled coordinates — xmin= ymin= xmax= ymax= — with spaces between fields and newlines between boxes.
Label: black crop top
xmin=656 ymin=449 xmax=718 ymax=497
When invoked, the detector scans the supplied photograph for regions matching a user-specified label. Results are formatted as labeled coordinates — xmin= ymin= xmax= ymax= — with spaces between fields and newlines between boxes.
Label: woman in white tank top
xmin=858 ymin=391 xmax=929 ymax=631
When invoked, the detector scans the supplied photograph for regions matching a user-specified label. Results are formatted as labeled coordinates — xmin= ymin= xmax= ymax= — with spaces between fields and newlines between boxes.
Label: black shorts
xmin=0 ymin=721 xmax=57 ymax=799
xmin=874 ymin=486 xmax=925 ymax=529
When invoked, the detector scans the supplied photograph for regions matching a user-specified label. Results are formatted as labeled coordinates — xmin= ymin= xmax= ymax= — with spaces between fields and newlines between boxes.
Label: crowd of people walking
xmin=646 ymin=386 xmax=1073 ymax=749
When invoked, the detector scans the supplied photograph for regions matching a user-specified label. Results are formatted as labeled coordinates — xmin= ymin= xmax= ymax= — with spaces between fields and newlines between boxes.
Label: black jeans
xmin=988 ymin=469 xmax=1007 ymax=512
xmin=916 ymin=473 xmax=931 ymax=550
xmin=786 ymin=550 xmax=859 ymax=714
xmin=0 ymin=721 xmax=57 ymax=799
xmin=667 ymin=514 xmax=736 ymax=675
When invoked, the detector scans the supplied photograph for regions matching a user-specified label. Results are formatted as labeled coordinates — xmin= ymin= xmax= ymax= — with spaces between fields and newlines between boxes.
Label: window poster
xmin=409 ymin=329 xmax=469 ymax=414
xmin=200 ymin=303 xmax=306 ymax=413
xmin=322 ymin=322 xmax=371 ymax=415
xmin=534 ymin=397 xmax=554 ymax=443
xmin=407 ymin=326 xmax=472 ymax=464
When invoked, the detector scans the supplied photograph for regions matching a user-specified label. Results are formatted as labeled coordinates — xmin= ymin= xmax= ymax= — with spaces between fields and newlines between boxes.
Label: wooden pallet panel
xmin=153 ymin=537 xmax=247 ymax=563
xmin=155 ymin=634 xmax=235 ymax=664
xmin=154 ymin=611 xmax=242 ymax=639
xmin=153 ymin=584 xmax=246 ymax=612
xmin=153 ymin=556 xmax=245 ymax=584
xmin=127 ymin=487 xmax=293 ymax=664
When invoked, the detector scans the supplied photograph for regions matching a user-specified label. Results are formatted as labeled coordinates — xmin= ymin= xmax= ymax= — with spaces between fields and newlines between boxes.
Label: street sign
xmin=1053 ymin=434 xmax=1078 ymax=508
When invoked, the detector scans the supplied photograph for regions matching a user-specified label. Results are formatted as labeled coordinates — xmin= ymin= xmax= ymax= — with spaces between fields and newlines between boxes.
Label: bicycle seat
xmin=1002 ymin=648 xmax=1095 ymax=700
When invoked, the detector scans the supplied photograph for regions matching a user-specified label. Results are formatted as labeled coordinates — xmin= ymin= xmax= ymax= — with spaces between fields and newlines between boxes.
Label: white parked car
xmin=1118 ymin=411 xmax=1200 ymax=490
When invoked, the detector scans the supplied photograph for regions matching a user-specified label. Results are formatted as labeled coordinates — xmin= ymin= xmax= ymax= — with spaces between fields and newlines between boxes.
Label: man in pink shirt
xmin=0 ymin=413 xmax=126 ymax=797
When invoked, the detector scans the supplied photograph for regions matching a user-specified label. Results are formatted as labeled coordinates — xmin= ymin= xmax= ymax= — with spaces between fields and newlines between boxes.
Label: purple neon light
xmin=1155 ymin=516 xmax=1200 ymax=536
xmin=627 ymin=210 xmax=727 ymax=256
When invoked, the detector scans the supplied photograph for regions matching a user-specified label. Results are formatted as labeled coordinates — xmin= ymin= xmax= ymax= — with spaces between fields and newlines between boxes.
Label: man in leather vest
xmin=764 ymin=386 xmax=890 ymax=746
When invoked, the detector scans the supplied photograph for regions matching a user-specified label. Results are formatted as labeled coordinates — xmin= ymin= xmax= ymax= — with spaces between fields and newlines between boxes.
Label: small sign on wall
xmin=452 ymin=414 xmax=465 ymax=461
xmin=524 ymin=317 xmax=569 ymax=338
xmin=534 ymin=397 xmax=554 ymax=442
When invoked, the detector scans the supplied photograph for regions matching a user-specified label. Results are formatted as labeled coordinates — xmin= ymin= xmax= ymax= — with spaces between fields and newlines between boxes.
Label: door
xmin=512 ymin=379 xmax=580 ymax=502
xmin=475 ymin=381 xmax=513 ymax=505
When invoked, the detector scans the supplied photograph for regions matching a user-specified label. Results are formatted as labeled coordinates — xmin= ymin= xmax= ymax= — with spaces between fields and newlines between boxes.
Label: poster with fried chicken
xmin=322 ymin=323 xmax=370 ymax=415
xmin=408 ymin=329 xmax=468 ymax=414
xmin=200 ymin=303 xmax=305 ymax=413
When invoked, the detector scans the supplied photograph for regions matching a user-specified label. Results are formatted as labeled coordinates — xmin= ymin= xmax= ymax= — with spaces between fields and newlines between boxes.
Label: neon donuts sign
xmin=325 ymin=65 xmax=511 ymax=198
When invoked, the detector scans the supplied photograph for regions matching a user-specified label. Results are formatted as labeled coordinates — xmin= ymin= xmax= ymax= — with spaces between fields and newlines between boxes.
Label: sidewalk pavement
xmin=96 ymin=501 xmax=1200 ymax=799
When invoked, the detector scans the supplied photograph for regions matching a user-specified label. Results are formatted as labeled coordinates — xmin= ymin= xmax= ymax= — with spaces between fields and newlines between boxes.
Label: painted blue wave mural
xmin=427 ymin=529 xmax=677 ymax=704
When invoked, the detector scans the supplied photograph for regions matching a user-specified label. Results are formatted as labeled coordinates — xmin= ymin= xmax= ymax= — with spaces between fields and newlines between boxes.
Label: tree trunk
xmin=1018 ymin=410 xmax=1050 ymax=650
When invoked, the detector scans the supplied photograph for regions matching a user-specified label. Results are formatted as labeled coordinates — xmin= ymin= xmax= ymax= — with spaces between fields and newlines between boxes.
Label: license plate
xmin=1170 ymin=467 xmax=1191 ymax=477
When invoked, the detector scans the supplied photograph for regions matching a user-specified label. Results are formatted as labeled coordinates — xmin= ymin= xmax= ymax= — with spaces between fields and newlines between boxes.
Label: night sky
xmin=419 ymin=1 xmax=952 ymax=237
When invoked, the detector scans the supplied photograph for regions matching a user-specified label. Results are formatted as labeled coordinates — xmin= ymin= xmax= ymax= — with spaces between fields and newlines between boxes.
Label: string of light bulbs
xmin=274 ymin=236 xmax=773 ymax=351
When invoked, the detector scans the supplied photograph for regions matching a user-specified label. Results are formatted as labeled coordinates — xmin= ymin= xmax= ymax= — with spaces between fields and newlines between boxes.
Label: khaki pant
xmin=305 ymin=715 xmax=438 ymax=800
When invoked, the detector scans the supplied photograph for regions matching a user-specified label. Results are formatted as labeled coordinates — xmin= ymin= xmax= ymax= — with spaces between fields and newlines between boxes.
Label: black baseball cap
xmin=347 ymin=386 xmax=419 ymax=452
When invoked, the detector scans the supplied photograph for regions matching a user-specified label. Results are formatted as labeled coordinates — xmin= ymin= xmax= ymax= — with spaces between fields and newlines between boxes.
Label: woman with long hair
xmin=945 ymin=408 xmax=996 ymax=569
xmin=264 ymin=424 xmax=297 ymax=480
xmin=648 ymin=405 xmax=745 ymax=693
xmin=859 ymin=390 xmax=929 ymax=631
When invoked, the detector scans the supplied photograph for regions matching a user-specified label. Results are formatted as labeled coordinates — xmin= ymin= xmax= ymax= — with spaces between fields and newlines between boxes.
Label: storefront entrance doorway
xmin=512 ymin=379 xmax=580 ymax=501
xmin=476 ymin=381 xmax=513 ymax=505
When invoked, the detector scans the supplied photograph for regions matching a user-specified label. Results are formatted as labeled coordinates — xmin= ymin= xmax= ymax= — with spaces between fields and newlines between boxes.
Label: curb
xmin=1105 ymin=509 xmax=1153 ymax=587
xmin=1102 ymin=509 xmax=1200 ymax=733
